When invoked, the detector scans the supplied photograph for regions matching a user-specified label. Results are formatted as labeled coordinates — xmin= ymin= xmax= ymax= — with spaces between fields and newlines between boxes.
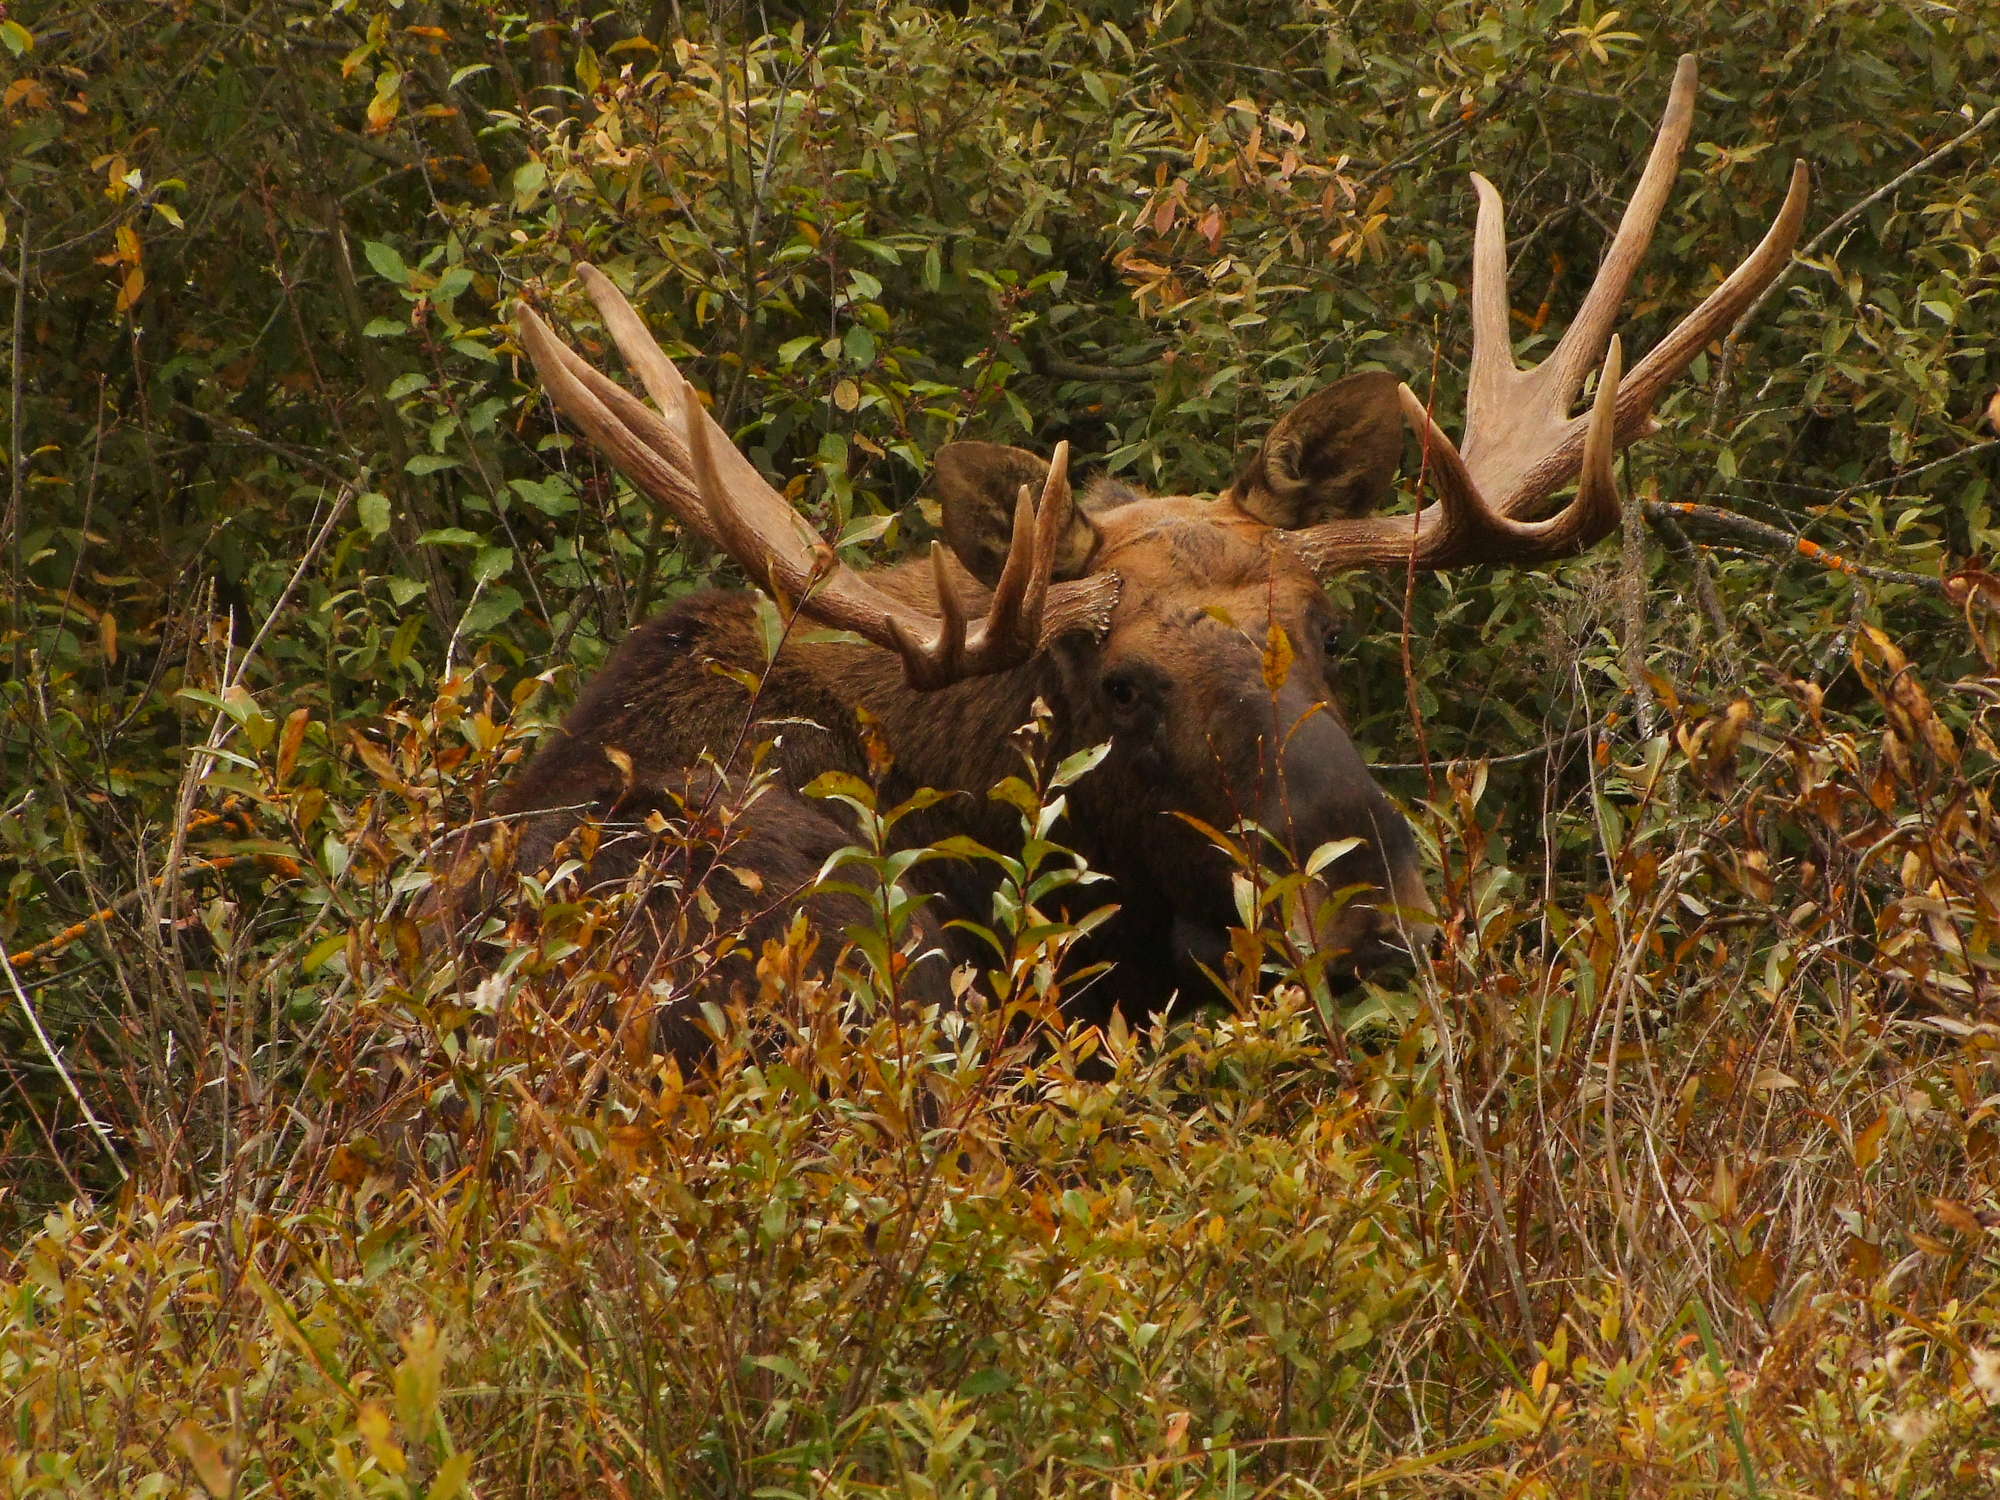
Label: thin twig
xmin=1646 ymin=499 xmax=1945 ymax=594
xmin=5 ymin=203 xmax=26 ymax=661
xmin=1373 ymin=719 xmax=1605 ymax=776
xmin=1 ymin=947 xmax=129 ymax=1179
xmin=7 ymin=854 xmax=262 ymax=969
xmin=1622 ymin=473 xmax=1656 ymax=733
xmin=1646 ymin=503 xmax=1742 ymax=676
xmin=1836 ymin=438 xmax=2000 ymax=496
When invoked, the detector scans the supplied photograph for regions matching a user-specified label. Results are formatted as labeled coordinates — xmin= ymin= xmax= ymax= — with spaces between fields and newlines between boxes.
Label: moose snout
xmin=1253 ymin=685 xmax=1434 ymax=967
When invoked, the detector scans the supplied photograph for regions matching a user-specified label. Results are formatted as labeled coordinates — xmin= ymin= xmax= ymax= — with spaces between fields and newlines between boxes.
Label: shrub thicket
xmin=4 ymin=1 xmax=2000 ymax=1493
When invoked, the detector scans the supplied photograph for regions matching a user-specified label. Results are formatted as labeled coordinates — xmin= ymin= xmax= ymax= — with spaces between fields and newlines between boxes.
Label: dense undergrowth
xmin=6 ymin=0 xmax=2000 ymax=1493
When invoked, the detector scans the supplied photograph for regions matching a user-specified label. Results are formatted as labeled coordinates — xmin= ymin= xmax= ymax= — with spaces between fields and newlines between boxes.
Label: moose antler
xmin=515 ymin=265 xmax=1119 ymax=689
xmin=1288 ymin=55 xmax=1810 ymax=576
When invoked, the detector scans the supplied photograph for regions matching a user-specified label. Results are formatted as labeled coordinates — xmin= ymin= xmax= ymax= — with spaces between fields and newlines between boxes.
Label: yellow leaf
xmin=395 ymin=1319 xmax=447 ymax=1433
xmin=170 ymin=1420 xmax=233 ymax=1497
xmin=1933 ymin=1197 xmax=1986 ymax=1237
xmin=1260 ymin=621 xmax=1294 ymax=692
xmin=356 ymin=1401 xmax=408 ymax=1475
xmin=430 ymin=1452 xmax=473 ymax=1500
xmin=364 ymin=70 xmax=403 ymax=135
xmin=831 ymin=378 xmax=861 ymax=411
xmin=115 ymin=265 xmax=145 ymax=313
xmin=3 ymin=77 xmax=48 ymax=113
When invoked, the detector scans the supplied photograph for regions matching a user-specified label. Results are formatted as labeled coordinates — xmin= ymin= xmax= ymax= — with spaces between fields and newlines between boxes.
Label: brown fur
xmin=451 ymin=380 xmax=1430 ymax=1047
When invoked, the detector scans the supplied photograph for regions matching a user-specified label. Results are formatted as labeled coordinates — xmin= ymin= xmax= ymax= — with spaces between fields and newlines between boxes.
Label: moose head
xmin=499 ymin=56 xmax=1807 ymax=1027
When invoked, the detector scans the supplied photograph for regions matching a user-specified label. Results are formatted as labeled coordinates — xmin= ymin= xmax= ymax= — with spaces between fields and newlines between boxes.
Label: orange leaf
xmin=1852 ymin=1112 xmax=1888 ymax=1171
xmin=277 ymin=708 xmax=310 ymax=783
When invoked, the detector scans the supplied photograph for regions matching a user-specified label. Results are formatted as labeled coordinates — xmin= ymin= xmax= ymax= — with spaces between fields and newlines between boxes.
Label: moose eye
xmin=1321 ymin=624 xmax=1346 ymax=659
xmin=1101 ymin=673 xmax=1141 ymax=712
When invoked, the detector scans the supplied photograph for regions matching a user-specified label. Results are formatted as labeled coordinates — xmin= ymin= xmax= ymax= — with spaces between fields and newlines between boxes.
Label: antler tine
xmin=978 ymin=483 xmax=1041 ymax=656
xmin=520 ymin=271 xmax=1121 ymax=689
xmin=1506 ymin=158 xmax=1810 ymax=510
xmin=674 ymin=374 xmax=798 ymax=599
xmin=1570 ymin=334 xmax=1624 ymax=534
xmin=1026 ymin=441 xmax=1072 ymax=630
xmin=578 ymin=263 xmax=687 ymax=419
xmin=982 ymin=441 xmax=1071 ymax=655
xmin=516 ymin=303 xmax=710 ymax=534
xmin=1542 ymin=54 xmax=1697 ymax=398
xmin=1395 ymin=383 xmax=1489 ymax=541
xmin=927 ymin=541 xmax=969 ymax=677
xmin=1465 ymin=172 xmax=1516 ymax=428
xmin=1461 ymin=57 xmax=1697 ymax=505
xmin=1615 ymin=159 xmax=1812 ymax=419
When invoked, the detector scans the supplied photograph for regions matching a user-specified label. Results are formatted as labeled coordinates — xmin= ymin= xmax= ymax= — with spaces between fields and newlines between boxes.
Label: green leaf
xmin=472 ymin=545 xmax=513 ymax=585
xmin=301 ymin=932 xmax=348 ymax=977
xmin=417 ymin=527 xmax=482 ymax=547
xmin=405 ymin=453 xmax=457 ymax=476
xmin=838 ymin=513 xmax=891 ymax=547
xmin=385 ymin=372 xmax=428 ymax=401
xmin=362 ymin=317 xmax=406 ymax=338
xmin=0 ymin=20 xmax=33 ymax=56
xmin=460 ymin=585 xmax=523 ymax=636
xmin=509 ymin=476 xmax=577 ymax=516
xmin=1051 ymin=740 xmax=1111 ymax=790
xmin=362 ymin=241 xmax=409 ymax=286
xmin=356 ymin=491 xmax=391 ymax=538
xmin=804 ymin=770 xmax=874 ymax=804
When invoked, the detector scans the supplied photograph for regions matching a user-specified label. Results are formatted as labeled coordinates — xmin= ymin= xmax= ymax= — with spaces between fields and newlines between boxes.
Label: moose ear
xmin=934 ymin=441 xmax=1100 ymax=585
xmin=1225 ymin=371 xmax=1406 ymax=529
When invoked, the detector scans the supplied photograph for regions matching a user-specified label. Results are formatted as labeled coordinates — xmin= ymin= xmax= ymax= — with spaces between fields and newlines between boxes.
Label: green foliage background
xmin=4 ymin=1 xmax=2000 ymax=1494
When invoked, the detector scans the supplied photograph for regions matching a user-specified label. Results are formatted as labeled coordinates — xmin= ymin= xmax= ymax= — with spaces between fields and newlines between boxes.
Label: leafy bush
xmin=5 ymin=0 xmax=2000 ymax=1492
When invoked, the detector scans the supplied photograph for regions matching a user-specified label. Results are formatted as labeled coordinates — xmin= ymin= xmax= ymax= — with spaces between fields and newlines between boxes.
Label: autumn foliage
xmin=4 ymin=1 xmax=2000 ymax=1494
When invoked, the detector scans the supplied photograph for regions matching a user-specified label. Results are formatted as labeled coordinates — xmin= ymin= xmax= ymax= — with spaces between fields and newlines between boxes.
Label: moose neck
xmin=822 ymin=548 xmax=1071 ymax=787
xmin=801 ymin=630 xmax=1067 ymax=803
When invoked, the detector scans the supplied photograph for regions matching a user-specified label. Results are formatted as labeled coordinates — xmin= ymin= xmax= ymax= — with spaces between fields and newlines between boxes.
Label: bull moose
xmin=465 ymin=57 xmax=1806 ymax=1050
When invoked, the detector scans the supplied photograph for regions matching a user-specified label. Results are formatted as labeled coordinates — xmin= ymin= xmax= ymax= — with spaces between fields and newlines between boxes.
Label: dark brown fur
xmin=450 ymin=377 xmax=1431 ymax=1053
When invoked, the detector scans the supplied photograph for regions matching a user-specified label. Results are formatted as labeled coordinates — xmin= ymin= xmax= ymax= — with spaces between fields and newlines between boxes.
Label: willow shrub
xmin=5 ymin=0 xmax=2000 ymax=1493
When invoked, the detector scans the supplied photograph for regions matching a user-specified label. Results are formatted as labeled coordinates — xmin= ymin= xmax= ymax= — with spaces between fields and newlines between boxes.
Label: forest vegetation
xmin=4 ymin=1 xmax=2000 ymax=1493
